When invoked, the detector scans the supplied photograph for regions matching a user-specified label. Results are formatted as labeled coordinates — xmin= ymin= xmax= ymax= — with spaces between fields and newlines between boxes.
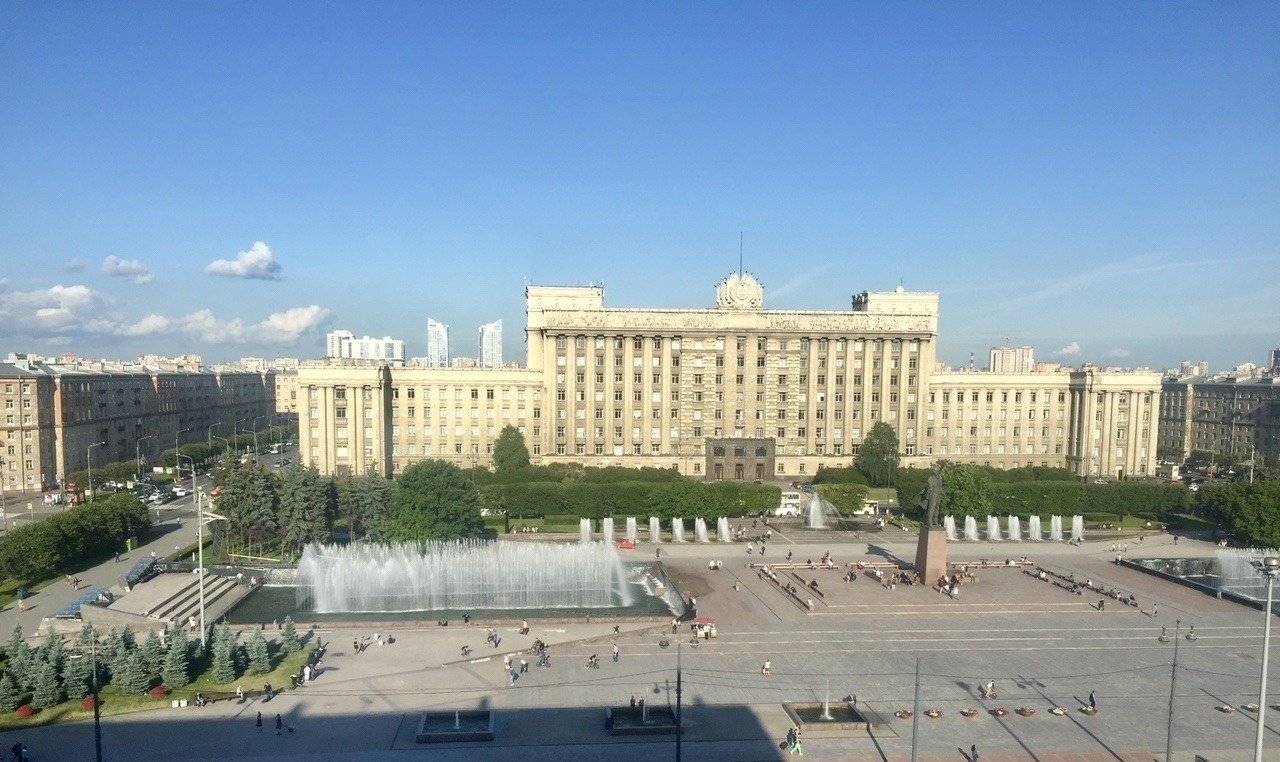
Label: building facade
xmin=988 ymin=345 xmax=1035 ymax=373
xmin=1 ymin=359 xmax=276 ymax=496
xmin=299 ymin=273 xmax=1162 ymax=481
xmin=326 ymin=330 xmax=406 ymax=366
xmin=1159 ymin=377 xmax=1280 ymax=463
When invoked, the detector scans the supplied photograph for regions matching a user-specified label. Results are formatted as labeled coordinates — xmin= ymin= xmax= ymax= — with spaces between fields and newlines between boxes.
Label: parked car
xmin=171 ymin=485 xmax=189 ymax=497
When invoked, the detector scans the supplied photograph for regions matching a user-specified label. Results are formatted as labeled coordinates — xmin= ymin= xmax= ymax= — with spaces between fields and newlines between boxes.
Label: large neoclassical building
xmin=298 ymin=273 xmax=1160 ymax=481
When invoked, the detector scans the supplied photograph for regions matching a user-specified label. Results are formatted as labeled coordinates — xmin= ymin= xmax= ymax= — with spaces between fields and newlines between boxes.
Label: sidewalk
xmin=0 ymin=506 xmax=201 ymax=640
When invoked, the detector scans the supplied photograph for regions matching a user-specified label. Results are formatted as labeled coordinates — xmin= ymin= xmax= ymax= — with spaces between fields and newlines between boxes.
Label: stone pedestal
xmin=915 ymin=528 xmax=948 ymax=586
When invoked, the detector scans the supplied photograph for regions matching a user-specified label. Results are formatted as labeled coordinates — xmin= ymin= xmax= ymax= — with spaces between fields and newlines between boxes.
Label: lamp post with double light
xmin=1254 ymin=556 xmax=1280 ymax=762
xmin=135 ymin=434 xmax=153 ymax=486
xmin=1158 ymin=619 xmax=1197 ymax=761
xmin=658 ymin=637 xmax=683 ymax=761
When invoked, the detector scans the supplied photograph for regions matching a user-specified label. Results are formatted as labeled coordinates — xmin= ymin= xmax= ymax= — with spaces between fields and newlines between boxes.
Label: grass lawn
xmin=0 ymin=576 xmax=63 ymax=611
xmin=0 ymin=642 xmax=315 ymax=731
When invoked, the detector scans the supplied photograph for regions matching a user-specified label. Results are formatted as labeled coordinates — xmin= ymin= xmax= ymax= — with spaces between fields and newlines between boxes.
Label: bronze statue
xmin=915 ymin=464 xmax=943 ymax=528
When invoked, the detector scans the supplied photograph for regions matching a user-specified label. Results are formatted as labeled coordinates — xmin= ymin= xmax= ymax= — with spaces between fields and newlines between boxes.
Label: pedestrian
xmin=790 ymin=725 xmax=803 ymax=756
xmin=762 ymin=659 xmax=772 ymax=676
xmin=503 ymin=655 xmax=512 ymax=672
xmin=1174 ymin=535 xmax=1179 ymax=545
xmin=494 ymin=634 xmax=501 ymax=649
xmin=114 ymin=550 xmax=121 ymax=562
xmin=747 ymin=542 xmax=754 ymax=555
xmin=303 ymin=664 xmax=312 ymax=683
xmin=520 ymin=658 xmax=528 ymax=674
xmin=256 ymin=711 xmax=263 ymax=733
xmin=786 ymin=551 xmax=793 ymax=562
xmin=1089 ymin=690 xmax=1097 ymax=710
xmin=656 ymin=547 xmax=661 ymax=558
xmin=508 ymin=668 xmax=518 ymax=686
xmin=275 ymin=714 xmax=282 ymax=735
xmin=630 ymin=695 xmax=637 ymax=708
xmin=1152 ymin=603 xmax=1158 ymax=618
xmin=971 ymin=743 xmax=979 ymax=760
xmin=612 ymin=644 xmax=619 ymax=663
xmin=14 ymin=589 xmax=25 ymax=613
xmin=672 ymin=618 xmax=678 ymax=634
xmin=760 ymin=543 xmax=766 ymax=556
xmin=352 ymin=638 xmax=359 ymax=654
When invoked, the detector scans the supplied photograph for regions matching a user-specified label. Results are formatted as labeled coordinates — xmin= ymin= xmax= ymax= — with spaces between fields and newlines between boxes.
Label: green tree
xmin=349 ymin=471 xmax=392 ymax=541
xmin=938 ymin=462 xmax=995 ymax=519
xmin=138 ymin=631 xmax=165 ymax=677
xmin=161 ymin=625 xmax=191 ymax=689
xmin=30 ymin=659 xmax=63 ymax=709
xmin=279 ymin=617 xmax=301 ymax=654
xmin=0 ymin=673 xmax=21 ymax=712
xmin=212 ymin=625 xmax=238 ymax=684
xmin=492 ymin=425 xmax=530 ymax=471
xmin=62 ymin=648 xmax=92 ymax=699
xmin=279 ymin=465 xmax=334 ymax=552
xmin=1198 ymin=480 xmax=1280 ymax=547
xmin=386 ymin=460 xmax=485 ymax=541
xmin=5 ymin=626 xmax=33 ymax=690
xmin=245 ymin=628 xmax=271 ymax=675
xmin=856 ymin=423 xmax=900 ymax=487
xmin=114 ymin=650 xmax=150 ymax=694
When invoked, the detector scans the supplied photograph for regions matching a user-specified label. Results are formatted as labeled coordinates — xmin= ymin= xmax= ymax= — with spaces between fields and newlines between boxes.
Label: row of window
xmin=554 ymin=335 xmax=923 ymax=353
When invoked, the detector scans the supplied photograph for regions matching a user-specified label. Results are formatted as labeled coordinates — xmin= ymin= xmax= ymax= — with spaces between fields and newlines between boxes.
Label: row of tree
xmin=1194 ymin=480 xmax=1280 ymax=548
xmin=0 ymin=618 xmax=301 ymax=712
xmin=0 ymin=493 xmax=150 ymax=581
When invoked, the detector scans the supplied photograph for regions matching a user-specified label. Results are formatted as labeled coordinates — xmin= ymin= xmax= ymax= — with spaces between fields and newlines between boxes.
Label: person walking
xmin=762 ymin=659 xmax=772 ymax=676
xmin=789 ymin=725 xmax=803 ymax=756
xmin=275 ymin=714 xmax=283 ymax=735
xmin=1088 ymin=690 xmax=1097 ymax=710
xmin=971 ymin=743 xmax=979 ymax=760
xmin=256 ymin=712 xmax=263 ymax=733
xmin=656 ymin=547 xmax=661 ymax=558
xmin=519 ymin=658 xmax=528 ymax=674
xmin=1151 ymin=603 xmax=1158 ymax=618
xmin=612 ymin=644 xmax=619 ymax=663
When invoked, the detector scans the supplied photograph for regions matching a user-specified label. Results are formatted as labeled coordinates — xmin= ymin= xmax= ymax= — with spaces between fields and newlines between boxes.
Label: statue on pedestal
xmin=915 ymin=464 xmax=943 ymax=528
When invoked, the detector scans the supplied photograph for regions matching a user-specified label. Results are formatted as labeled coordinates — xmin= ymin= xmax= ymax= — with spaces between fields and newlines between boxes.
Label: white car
xmin=171 ymin=485 xmax=189 ymax=497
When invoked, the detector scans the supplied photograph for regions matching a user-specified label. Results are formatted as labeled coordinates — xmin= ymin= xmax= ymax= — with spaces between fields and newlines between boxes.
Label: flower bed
xmin=991 ymin=707 xmax=1009 ymax=718
xmin=960 ymin=708 xmax=978 ymax=718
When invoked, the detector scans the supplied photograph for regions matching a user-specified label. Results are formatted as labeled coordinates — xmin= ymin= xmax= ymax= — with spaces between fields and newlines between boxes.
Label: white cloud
xmin=101 ymin=255 xmax=154 ymax=284
xmin=1055 ymin=341 xmax=1082 ymax=357
xmin=121 ymin=313 xmax=171 ymax=336
xmin=1108 ymin=348 xmax=1131 ymax=359
xmin=64 ymin=258 xmax=87 ymax=272
xmin=205 ymin=242 xmax=283 ymax=280
xmin=0 ymin=284 xmax=102 ymax=331
xmin=179 ymin=305 xmax=328 ymax=344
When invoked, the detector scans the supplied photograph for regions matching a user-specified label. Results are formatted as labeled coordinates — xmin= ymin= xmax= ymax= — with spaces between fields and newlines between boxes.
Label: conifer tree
xmin=114 ymin=650 xmax=150 ymax=694
xmin=30 ymin=659 xmax=64 ymax=709
xmin=139 ymin=631 xmax=164 ymax=677
xmin=212 ymin=625 xmax=237 ymax=684
xmin=279 ymin=617 xmax=300 ymax=654
xmin=62 ymin=649 xmax=92 ymax=699
xmin=245 ymin=628 xmax=270 ymax=675
xmin=161 ymin=625 xmax=190 ymax=689
xmin=4 ymin=626 xmax=33 ymax=690
xmin=0 ymin=672 xmax=20 ymax=712
xmin=39 ymin=627 xmax=67 ymax=679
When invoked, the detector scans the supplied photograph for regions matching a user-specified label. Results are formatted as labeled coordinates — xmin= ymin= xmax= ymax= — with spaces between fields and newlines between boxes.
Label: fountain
xmin=579 ymin=518 xmax=592 ymax=543
xmin=807 ymin=493 xmax=827 ymax=529
xmin=1071 ymin=515 xmax=1084 ymax=542
xmin=649 ymin=517 xmax=662 ymax=543
xmin=1028 ymin=515 xmax=1042 ymax=541
xmin=672 ymin=518 xmax=685 ymax=543
xmin=626 ymin=517 xmax=637 ymax=542
xmin=416 ymin=709 xmax=494 ymax=743
xmin=694 ymin=518 xmax=709 ymax=543
xmin=987 ymin=515 xmax=1002 ymax=541
xmin=717 ymin=516 xmax=731 ymax=542
xmin=296 ymin=541 xmax=634 ymax=613
xmin=1215 ymin=549 xmax=1280 ymax=601
xmin=1008 ymin=516 xmax=1021 ymax=542
xmin=602 ymin=517 xmax=615 ymax=543
xmin=943 ymin=516 xmax=957 ymax=542
xmin=964 ymin=516 xmax=978 ymax=541
xmin=1049 ymin=515 xmax=1063 ymax=542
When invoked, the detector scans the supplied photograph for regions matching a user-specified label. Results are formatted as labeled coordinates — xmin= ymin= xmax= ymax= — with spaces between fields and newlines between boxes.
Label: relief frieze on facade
xmin=535 ymin=309 xmax=937 ymax=335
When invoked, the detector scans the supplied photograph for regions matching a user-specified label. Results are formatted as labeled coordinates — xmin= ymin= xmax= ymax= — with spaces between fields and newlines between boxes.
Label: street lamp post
xmin=1158 ymin=619 xmax=1195 ymax=761
xmin=175 ymin=427 xmax=192 ymax=467
xmin=86 ymin=442 xmax=105 ymax=503
xmin=207 ymin=422 xmax=221 ymax=449
xmin=135 ymin=435 xmax=153 ymax=486
xmin=69 ymin=638 xmax=102 ymax=762
xmin=1255 ymin=556 xmax=1280 ymax=762
xmin=659 ymin=637 xmax=682 ymax=761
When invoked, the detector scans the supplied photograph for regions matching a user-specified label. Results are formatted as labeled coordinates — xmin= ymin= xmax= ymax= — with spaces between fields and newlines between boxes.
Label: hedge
xmin=896 ymin=475 xmax=1192 ymax=522
xmin=477 ymin=479 xmax=780 ymax=521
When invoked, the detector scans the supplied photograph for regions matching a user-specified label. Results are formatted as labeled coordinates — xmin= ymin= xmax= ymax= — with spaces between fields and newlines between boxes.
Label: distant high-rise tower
xmin=989 ymin=345 xmax=1035 ymax=373
xmin=1269 ymin=347 xmax=1280 ymax=373
xmin=326 ymin=329 xmax=354 ymax=358
xmin=479 ymin=320 xmax=503 ymax=368
xmin=426 ymin=319 xmax=450 ymax=368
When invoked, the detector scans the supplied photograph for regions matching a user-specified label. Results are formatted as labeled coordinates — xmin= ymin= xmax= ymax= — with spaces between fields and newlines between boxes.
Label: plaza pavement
xmin=1 ymin=522 xmax=1278 ymax=761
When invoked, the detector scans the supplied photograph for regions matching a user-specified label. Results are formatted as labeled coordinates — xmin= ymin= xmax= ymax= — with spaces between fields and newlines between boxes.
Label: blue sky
xmin=1 ymin=3 xmax=1276 ymax=369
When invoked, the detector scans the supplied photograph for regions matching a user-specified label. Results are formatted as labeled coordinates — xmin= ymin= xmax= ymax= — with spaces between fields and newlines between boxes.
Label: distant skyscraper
xmin=326 ymin=330 xmax=354 ymax=358
xmin=988 ymin=345 xmax=1035 ymax=373
xmin=1270 ymin=347 xmax=1280 ymax=373
xmin=426 ymin=319 xmax=450 ymax=368
xmin=1178 ymin=360 xmax=1210 ymax=378
xmin=479 ymin=320 xmax=503 ymax=368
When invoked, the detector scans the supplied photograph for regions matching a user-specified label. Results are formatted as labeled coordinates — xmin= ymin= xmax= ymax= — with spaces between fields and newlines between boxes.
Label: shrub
xmin=147 ymin=685 xmax=167 ymax=699
xmin=15 ymin=704 xmax=33 ymax=718
xmin=81 ymin=695 xmax=97 ymax=710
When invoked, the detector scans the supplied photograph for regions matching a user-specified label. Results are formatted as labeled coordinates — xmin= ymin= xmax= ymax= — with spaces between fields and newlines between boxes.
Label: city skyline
xmin=1 ymin=4 xmax=1276 ymax=368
